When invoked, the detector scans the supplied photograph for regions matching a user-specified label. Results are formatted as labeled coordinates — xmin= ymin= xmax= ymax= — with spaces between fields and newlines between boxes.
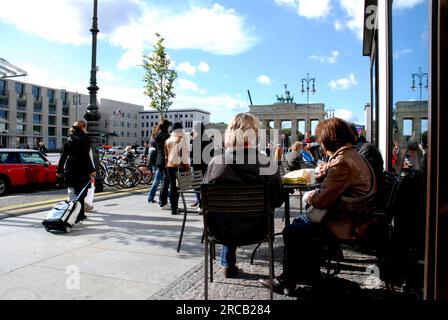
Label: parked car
xmin=108 ymin=146 xmax=125 ymax=154
xmin=0 ymin=149 xmax=60 ymax=196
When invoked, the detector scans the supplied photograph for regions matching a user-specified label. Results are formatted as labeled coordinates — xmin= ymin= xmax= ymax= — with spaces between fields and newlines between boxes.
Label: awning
xmin=0 ymin=58 xmax=27 ymax=78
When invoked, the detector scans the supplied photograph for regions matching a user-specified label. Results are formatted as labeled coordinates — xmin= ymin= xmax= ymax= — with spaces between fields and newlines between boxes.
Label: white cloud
xmin=198 ymin=62 xmax=210 ymax=73
xmin=0 ymin=0 xmax=90 ymax=46
xmin=334 ymin=21 xmax=343 ymax=30
xmin=275 ymin=0 xmax=331 ymax=18
xmin=393 ymin=0 xmax=425 ymax=9
xmin=328 ymin=73 xmax=358 ymax=90
xmin=177 ymin=61 xmax=210 ymax=76
xmin=117 ymin=49 xmax=144 ymax=71
xmin=338 ymin=0 xmax=365 ymax=40
xmin=111 ymin=2 xmax=258 ymax=66
xmin=177 ymin=62 xmax=197 ymax=76
xmin=394 ymin=49 xmax=413 ymax=59
xmin=334 ymin=108 xmax=360 ymax=123
xmin=309 ymin=51 xmax=339 ymax=64
xmin=257 ymin=75 xmax=272 ymax=85
xmin=174 ymin=94 xmax=248 ymax=114
xmin=177 ymin=78 xmax=207 ymax=94
xmin=98 ymin=70 xmax=120 ymax=83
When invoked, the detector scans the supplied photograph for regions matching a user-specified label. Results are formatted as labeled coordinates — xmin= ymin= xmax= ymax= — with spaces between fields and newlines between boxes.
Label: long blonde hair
xmin=225 ymin=113 xmax=260 ymax=149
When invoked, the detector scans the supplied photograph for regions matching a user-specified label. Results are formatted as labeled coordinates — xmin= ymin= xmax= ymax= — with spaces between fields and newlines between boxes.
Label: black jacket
xmin=57 ymin=128 xmax=95 ymax=187
xmin=154 ymin=130 xmax=170 ymax=166
xmin=203 ymin=148 xmax=284 ymax=210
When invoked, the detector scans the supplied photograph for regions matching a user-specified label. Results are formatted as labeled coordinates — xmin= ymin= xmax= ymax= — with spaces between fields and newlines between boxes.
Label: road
xmin=0 ymin=185 xmax=150 ymax=219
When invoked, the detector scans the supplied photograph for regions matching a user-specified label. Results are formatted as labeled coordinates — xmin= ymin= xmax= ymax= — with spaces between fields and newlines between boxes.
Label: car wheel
xmin=65 ymin=225 xmax=71 ymax=233
xmin=0 ymin=176 xmax=8 ymax=196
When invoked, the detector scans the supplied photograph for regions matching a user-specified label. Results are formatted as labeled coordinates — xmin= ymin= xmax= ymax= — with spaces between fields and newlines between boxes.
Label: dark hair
xmin=156 ymin=119 xmax=171 ymax=133
xmin=172 ymin=122 xmax=183 ymax=131
xmin=316 ymin=118 xmax=356 ymax=152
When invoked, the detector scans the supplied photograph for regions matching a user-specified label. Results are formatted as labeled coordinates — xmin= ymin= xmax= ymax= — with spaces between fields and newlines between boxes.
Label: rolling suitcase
xmin=42 ymin=179 xmax=93 ymax=233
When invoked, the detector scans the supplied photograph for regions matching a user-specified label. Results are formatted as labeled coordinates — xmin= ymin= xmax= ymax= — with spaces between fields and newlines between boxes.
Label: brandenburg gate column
xmin=291 ymin=119 xmax=298 ymax=142
xmin=273 ymin=119 xmax=281 ymax=145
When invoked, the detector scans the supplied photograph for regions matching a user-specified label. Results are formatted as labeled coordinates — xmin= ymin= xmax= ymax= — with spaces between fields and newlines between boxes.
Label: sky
xmin=0 ymin=0 xmax=429 ymax=125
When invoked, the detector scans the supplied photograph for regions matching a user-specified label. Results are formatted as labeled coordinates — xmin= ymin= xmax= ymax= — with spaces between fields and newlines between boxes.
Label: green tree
xmin=142 ymin=33 xmax=177 ymax=119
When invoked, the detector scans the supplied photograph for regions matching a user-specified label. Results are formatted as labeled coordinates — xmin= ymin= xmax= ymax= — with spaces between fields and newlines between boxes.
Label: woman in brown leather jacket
xmin=262 ymin=117 xmax=376 ymax=295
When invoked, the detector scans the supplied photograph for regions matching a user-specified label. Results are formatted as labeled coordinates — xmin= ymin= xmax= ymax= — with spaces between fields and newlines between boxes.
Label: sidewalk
xmin=0 ymin=189 xmax=404 ymax=300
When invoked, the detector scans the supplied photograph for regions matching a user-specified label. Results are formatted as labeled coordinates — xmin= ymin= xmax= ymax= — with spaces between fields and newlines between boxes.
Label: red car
xmin=0 ymin=149 xmax=59 ymax=196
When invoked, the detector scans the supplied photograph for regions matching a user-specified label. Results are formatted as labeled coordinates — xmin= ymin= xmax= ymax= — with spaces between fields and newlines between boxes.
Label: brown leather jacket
xmin=308 ymin=144 xmax=376 ymax=239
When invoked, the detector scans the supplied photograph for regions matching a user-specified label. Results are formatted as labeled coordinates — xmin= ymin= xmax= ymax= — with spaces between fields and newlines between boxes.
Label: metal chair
xmin=201 ymin=184 xmax=275 ymax=300
xmin=324 ymin=171 xmax=401 ymax=277
xmin=175 ymin=170 xmax=203 ymax=252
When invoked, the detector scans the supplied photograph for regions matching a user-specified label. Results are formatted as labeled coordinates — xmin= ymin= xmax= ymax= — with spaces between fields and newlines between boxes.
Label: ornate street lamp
xmin=84 ymin=0 xmax=103 ymax=191
xmin=73 ymin=92 xmax=81 ymax=120
xmin=411 ymin=67 xmax=428 ymax=143
xmin=300 ymin=73 xmax=316 ymax=133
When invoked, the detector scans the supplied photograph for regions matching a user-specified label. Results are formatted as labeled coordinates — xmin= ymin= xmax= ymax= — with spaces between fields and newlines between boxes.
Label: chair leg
xmin=177 ymin=195 xmax=188 ymax=252
xmin=210 ymin=242 xmax=214 ymax=283
xmin=268 ymin=236 xmax=274 ymax=300
xmin=250 ymin=241 xmax=264 ymax=265
xmin=334 ymin=243 xmax=341 ymax=275
xmin=204 ymin=236 xmax=208 ymax=300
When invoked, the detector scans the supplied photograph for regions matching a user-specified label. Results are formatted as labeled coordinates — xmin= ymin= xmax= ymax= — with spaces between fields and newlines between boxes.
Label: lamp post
xmin=410 ymin=67 xmax=428 ymax=143
xmin=73 ymin=92 xmax=81 ymax=120
xmin=301 ymin=73 xmax=316 ymax=133
xmin=84 ymin=0 xmax=103 ymax=192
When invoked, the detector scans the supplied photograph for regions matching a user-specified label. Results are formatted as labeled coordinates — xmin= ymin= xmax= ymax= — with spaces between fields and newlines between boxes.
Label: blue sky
xmin=0 ymin=0 xmax=428 ymax=124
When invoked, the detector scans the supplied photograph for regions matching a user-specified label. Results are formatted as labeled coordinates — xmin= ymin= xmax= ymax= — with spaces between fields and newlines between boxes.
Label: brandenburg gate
xmin=248 ymin=85 xmax=326 ymax=143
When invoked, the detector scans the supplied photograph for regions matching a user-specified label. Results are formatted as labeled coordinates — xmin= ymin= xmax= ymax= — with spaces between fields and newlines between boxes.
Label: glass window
xmin=33 ymin=114 xmax=42 ymax=124
xmin=47 ymin=89 xmax=55 ymax=102
xmin=20 ymin=152 xmax=46 ymax=164
xmin=62 ymin=128 xmax=68 ymax=137
xmin=0 ymin=110 xmax=7 ymax=121
xmin=15 ymin=82 xmax=24 ymax=95
xmin=0 ymin=80 xmax=6 ymax=96
xmin=16 ymin=124 xmax=26 ymax=134
xmin=17 ymin=112 xmax=26 ymax=124
xmin=32 ymin=125 xmax=42 ymax=135
xmin=0 ymin=152 xmax=19 ymax=164
xmin=0 ymin=122 xmax=8 ymax=134
xmin=32 ymin=86 xmax=40 ymax=99
xmin=62 ymin=117 xmax=69 ymax=127
xmin=391 ymin=1 xmax=429 ymax=174
xmin=48 ymin=116 xmax=56 ymax=125
xmin=48 ymin=127 xmax=56 ymax=136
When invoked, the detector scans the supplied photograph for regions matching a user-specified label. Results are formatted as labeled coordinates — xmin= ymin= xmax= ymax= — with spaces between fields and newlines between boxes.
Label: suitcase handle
xmin=75 ymin=178 xmax=95 ymax=202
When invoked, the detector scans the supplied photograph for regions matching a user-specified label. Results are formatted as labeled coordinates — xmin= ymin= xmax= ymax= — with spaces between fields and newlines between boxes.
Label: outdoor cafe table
xmin=282 ymin=182 xmax=322 ymax=226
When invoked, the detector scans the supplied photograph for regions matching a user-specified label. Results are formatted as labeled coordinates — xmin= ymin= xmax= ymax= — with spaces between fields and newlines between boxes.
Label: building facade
xmin=0 ymin=78 xmax=211 ymax=150
xmin=139 ymin=108 xmax=210 ymax=145
xmin=0 ymin=78 xmax=89 ymax=150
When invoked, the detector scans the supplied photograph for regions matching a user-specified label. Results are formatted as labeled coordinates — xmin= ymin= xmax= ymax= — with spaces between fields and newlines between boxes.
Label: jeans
xmin=158 ymin=165 xmax=169 ymax=206
xmin=148 ymin=166 xmax=162 ymax=202
xmin=220 ymin=245 xmax=237 ymax=268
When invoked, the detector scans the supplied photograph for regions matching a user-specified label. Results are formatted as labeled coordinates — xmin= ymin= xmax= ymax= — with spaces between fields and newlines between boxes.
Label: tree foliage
xmin=142 ymin=33 xmax=177 ymax=119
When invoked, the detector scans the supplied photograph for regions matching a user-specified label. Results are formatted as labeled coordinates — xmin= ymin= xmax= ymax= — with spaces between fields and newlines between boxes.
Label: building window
xmin=17 ymin=112 xmax=26 ymax=124
xmin=15 ymin=82 xmax=25 ymax=96
xmin=0 ymin=122 xmax=9 ymax=134
xmin=33 ymin=114 xmax=42 ymax=125
xmin=32 ymin=86 xmax=40 ymax=100
xmin=47 ymin=89 xmax=55 ymax=103
xmin=62 ymin=117 xmax=69 ymax=127
xmin=33 ymin=125 xmax=42 ymax=135
xmin=61 ymin=91 xmax=68 ymax=106
xmin=48 ymin=127 xmax=56 ymax=136
xmin=0 ymin=80 xmax=6 ymax=96
xmin=62 ymin=128 xmax=68 ymax=137
xmin=0 ymin=110 xmax=8 ymax=122
xmin=48 ymin=116 xmax=56 ymax=125
xmin=16 ymin=124 xmax=26 ymax=135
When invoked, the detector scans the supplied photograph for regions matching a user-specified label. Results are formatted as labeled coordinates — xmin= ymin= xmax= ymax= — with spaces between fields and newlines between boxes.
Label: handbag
xmin=306 ymin=206 xmax=328 ymax=223
xmin=84 ymin=179 xmax=95 ymax=211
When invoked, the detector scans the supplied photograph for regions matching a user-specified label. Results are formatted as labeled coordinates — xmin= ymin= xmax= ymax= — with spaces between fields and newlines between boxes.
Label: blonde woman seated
xmin=203 ymin=113 xmax=284 ymax=278
xmin=285 ymin=141 xmax=306 ymax=171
